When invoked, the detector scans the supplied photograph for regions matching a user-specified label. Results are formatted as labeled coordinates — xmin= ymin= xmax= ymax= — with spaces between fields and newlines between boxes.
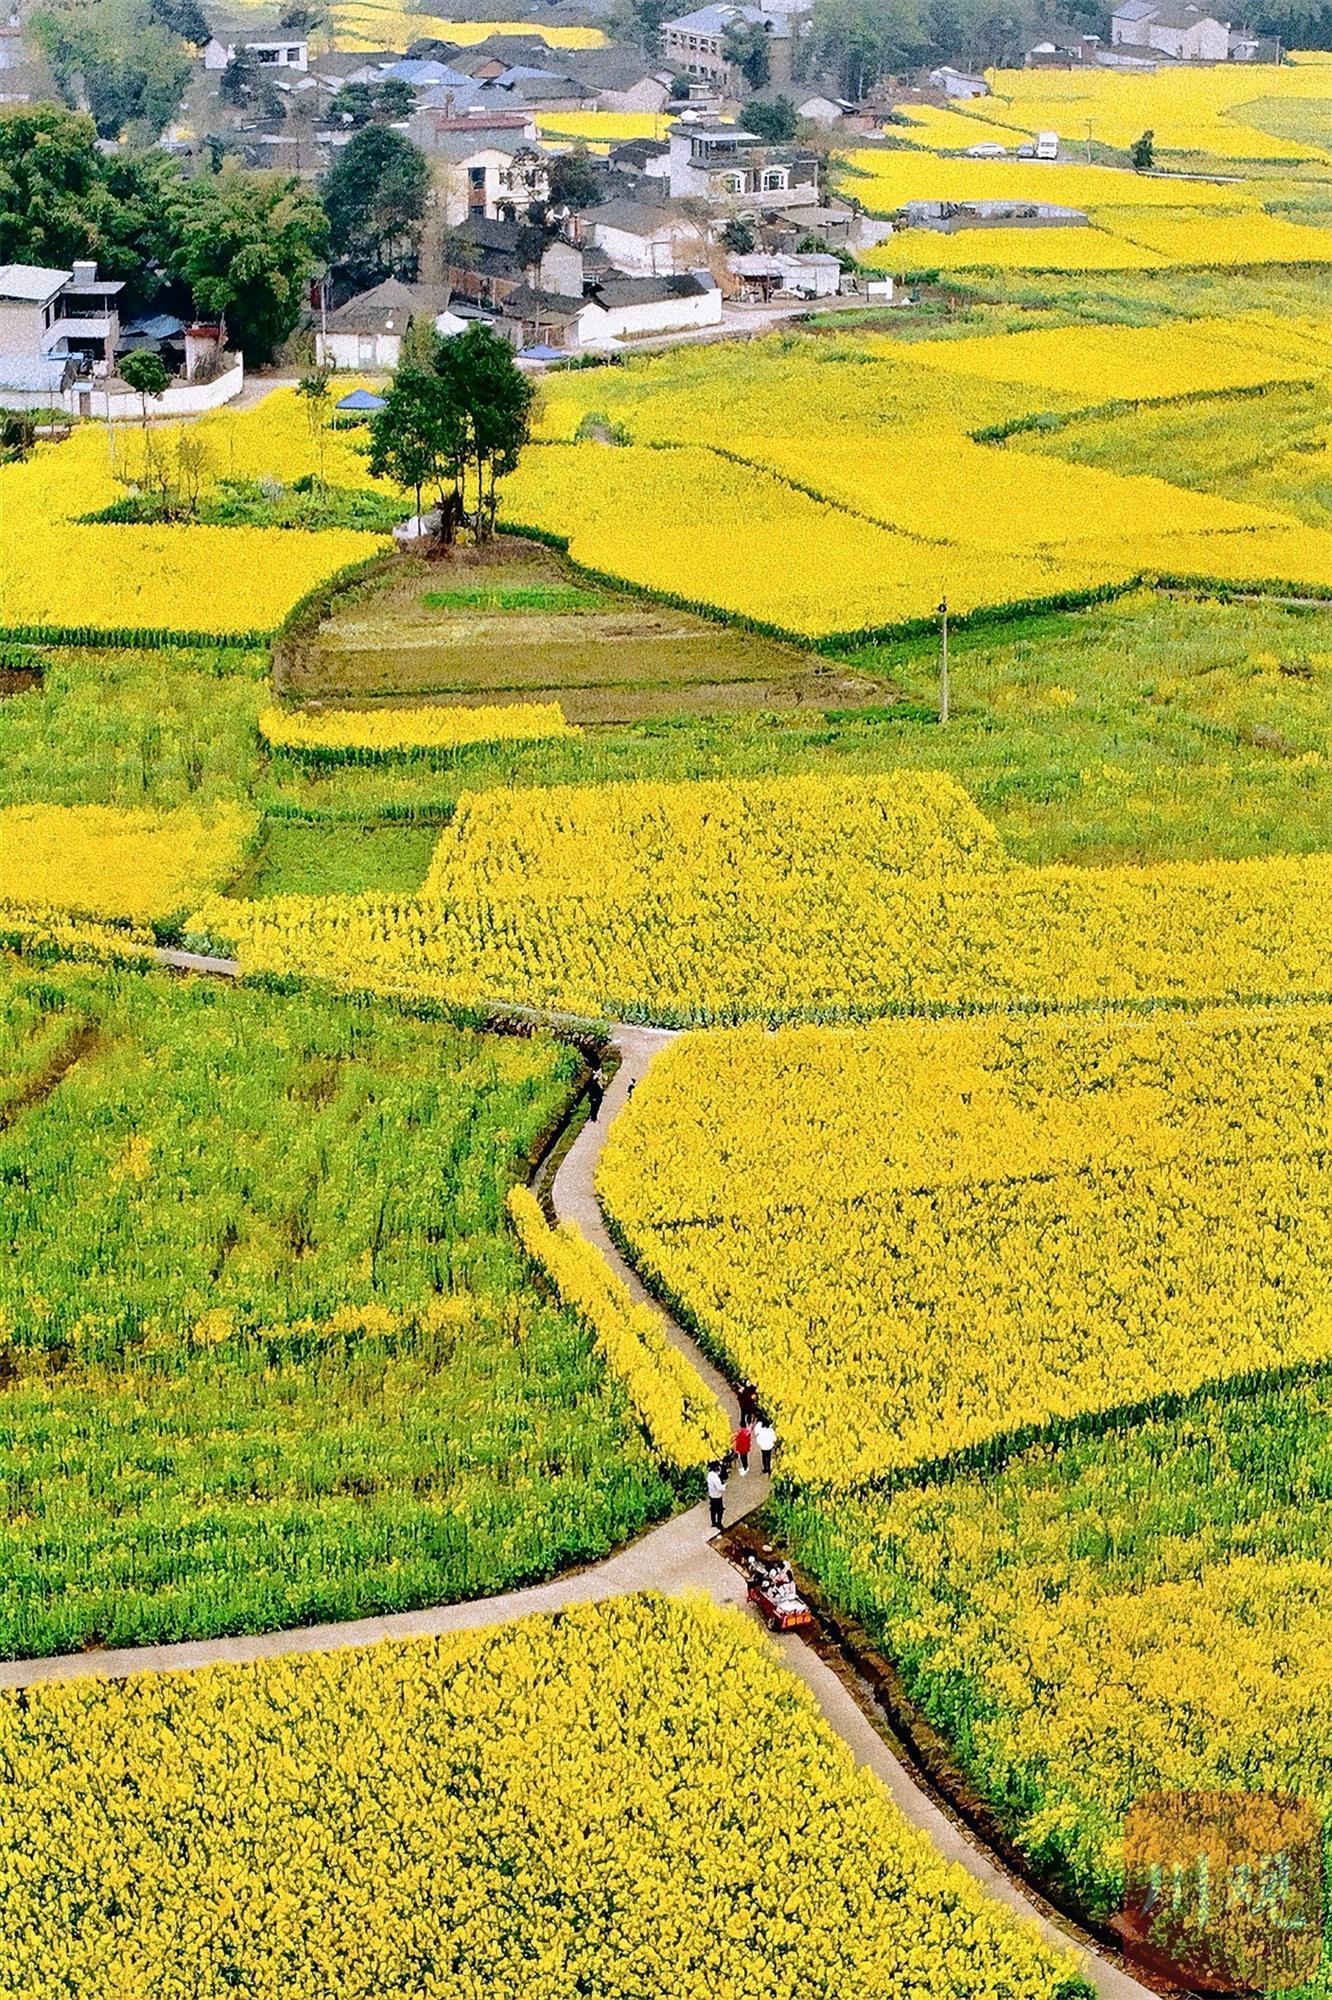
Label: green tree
xmin=1131 ymin=128 xmax=1155 ymax=171
xmin=723 ymin=16 xmax=772 ymax=88
xmin=373 ymin=76 xmax=417 ymax=121
xmin=399 ymin=312 xmax=442 ymax=372
xmin=743 ymin=96 xmax=797 ymax=142
xmin=329 ymin=79 xmax=374 ymax=125
xmin=166 ymin=166 xmax=328 ymax=363
xmin=368 ymin=364 xmax=466 ymax=535
xmin=30 ymin=0 xmax=191 ymax=139
xmin=119 ymin=346 xmax=170 ymax=469
xmin=722 ymin=216 xmax=755 ymax=253
xmin=807 ymin=0 xmax=925 ymax=98
xmin=148 ymin=0 xmax=209 ymax=46
xmin=0 ymin=107 xmax=175 ymax=303
xmin=0 ymin=105 xmax=111 ymax=265
xmin=438 ymin=322 xmax=534 ymax=541
xmin=296 ymin=365 xmax=332 ymax=485
xmin=546 ymin=142 xmax=602 ymax=212
xmin=320 ymin=124 xmax=429 ymax=285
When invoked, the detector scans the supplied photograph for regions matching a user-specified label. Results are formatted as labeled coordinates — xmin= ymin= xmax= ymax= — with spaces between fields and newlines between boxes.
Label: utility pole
xmin=938 ymin=594 xmax=949 ymax=724
xmin=1085 ymin=117 xmax=1093 ymax=165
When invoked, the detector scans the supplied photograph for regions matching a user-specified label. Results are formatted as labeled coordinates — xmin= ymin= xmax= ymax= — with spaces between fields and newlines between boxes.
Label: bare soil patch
xmin=283 ymin=540 xmax=885 ymax=724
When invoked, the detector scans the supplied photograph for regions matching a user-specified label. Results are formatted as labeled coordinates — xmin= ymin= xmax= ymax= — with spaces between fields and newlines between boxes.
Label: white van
xmin=1035 ymin=130 xmax=1059 ymax=160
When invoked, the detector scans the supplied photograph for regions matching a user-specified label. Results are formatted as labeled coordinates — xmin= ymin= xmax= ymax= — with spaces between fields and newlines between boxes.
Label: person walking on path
xmin=738 ymin=1381 xmax=759 ymax=1427
xmin=733 ymin=1422 xmax=752 ymax=1475
xmin=706 ymin=1461 xmax=726 ymax=1531
xmin=586 ymin=1071 xmax=604 ymax=1121
xmin=755 ymin=1417 xmax=776 ymax=1477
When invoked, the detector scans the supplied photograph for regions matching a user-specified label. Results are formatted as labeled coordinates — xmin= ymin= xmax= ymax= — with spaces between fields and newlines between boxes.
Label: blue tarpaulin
xmin=336 ymin=388 xmax=387 ymax=411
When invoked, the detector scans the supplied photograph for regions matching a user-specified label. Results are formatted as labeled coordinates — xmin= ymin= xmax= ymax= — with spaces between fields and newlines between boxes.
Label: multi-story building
xmin=666 ymin=122 xmax=819 ymax=206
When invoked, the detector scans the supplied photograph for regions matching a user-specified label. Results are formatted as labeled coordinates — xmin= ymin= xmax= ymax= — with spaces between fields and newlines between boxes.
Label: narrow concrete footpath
xmin=1 ymin=1011 xmax=1152 ymax=1997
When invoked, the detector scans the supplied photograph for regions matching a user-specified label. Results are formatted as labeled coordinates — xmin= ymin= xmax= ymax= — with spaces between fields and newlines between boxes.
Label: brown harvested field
xmin=282 ymin=540 xmax=885 ymax=724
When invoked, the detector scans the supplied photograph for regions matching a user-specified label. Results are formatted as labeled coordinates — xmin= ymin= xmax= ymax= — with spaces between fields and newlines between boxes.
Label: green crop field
xmin=0 ymin=960 xmax=672 ymax=1657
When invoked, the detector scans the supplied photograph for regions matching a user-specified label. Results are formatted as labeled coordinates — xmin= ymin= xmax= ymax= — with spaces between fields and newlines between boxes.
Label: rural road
xmin=2 ymin=990 xmax=1154 ymax=1998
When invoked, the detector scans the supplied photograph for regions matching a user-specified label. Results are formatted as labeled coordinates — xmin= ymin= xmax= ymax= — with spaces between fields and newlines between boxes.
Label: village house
xmin=407 ymin=110 xmax=551 ymax=224
xmin=667 ymin=121 xmax=819 ymax=207
xmin=927 ymin=64 xmax=989 ymax=96
xmin=442 ymin=218 xmax=586 ymax=313
xmin=1110 ymin=0 xmax=1230 ymax=59
xmin=608 ymin=136 xmax=674 ymax=181
xmin=315 ymin=279 xmax=467 ymax=369
xmin=586 ymin=198 xmax=714 ymax=276
xmin=660 ymin=1 xmax=797 ymax=89
xmin=561 ymin=47 xmax=674 ymax=114
xmin=576 ymin=272 xmax=721 ymax=345
xmin=727 ymin=249 xmax=841 ymax=297
xmin=204 ymin=34 xmax=308 ymax=70
xmin=903 ymin=198 xmax=1089 ymax=232
xmin=0 ymin=260 xmax=122 ymax=402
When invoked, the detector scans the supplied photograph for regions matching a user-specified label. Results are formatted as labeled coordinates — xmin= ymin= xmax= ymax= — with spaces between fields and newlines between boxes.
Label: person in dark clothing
xmin=587 ymin=1072 xmax=604 ymax=1121
xmin=737 ymin=1381 xmax=760 ymax=1427
xmin=706 ymin=1461 xmax=726 ymax=1531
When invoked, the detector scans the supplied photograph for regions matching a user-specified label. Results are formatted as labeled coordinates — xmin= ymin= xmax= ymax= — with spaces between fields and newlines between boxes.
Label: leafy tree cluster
xmin=0 ymin=104 xmax=327 ymax=361
xmin=723 ymin=15 xmax=772 ymax=86
xmin=369 ymin=324 xmax=534 ymax=543
xmin=328 ymin=75 xmax=416 ymax=126
xmin=319 ymin=124 xmax=429 ymax=287
xmin=29 ymin=0 xmax=192 ymax=140
xmin=743 ymin=96 xmax=797 ymax=142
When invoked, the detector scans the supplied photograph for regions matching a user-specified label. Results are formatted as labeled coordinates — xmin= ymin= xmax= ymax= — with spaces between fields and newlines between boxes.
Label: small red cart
xmin=747 ymin=1581 xmax=814 ymax=1633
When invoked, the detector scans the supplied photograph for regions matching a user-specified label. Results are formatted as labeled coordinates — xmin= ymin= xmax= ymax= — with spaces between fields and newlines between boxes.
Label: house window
xmin=358 ymin=334 xmax=377 ymax=364
xmin=256 ymin=46 xmax=278 ymax=60
xmin=761 ymin=168 xmax=787 ymax=191
xmin=286 ymin=46 xmax=300 ymax=60
xmin=721 ymin=172 xmax=743 ymax=193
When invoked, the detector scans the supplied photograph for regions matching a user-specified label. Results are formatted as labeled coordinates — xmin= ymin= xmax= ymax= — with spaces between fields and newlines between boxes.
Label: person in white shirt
xmin=754 ymin=1418 xmax=776 ymax=1476
xmin=706 ymin=1461 xmax=726 ymax=1531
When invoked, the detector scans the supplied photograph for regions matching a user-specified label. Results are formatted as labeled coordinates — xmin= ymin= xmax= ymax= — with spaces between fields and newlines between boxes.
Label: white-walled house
xmin=576 ymin=272 xmax=721 ymax=345
xmin=1110 ymin=0 xmax=1230 ymax=57
xmin=316 ymin=280 xmax=459 ymax=369
xmin=588 ymin=199 xmax=714 ymax=275
xmin=667 ymin=121 xmax=819 ymax=205
xmin=204 ymin=35 xmax=308 ymax=69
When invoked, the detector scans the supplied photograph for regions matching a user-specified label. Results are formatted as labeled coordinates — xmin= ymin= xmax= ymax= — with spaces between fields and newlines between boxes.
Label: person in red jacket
xmin=733 ymin=1421 xmax=752 ymax=1474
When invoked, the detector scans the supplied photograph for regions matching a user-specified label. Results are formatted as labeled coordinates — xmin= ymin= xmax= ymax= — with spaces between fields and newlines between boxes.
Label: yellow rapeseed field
xmin=863 ymin=226 xmax=1167 ymax=274
xmin=980 ymin=61 xmax=1332 ymax=160
xmin=892 ymin=313 xmax=1328 ymax=399
xmin=513 ymin=323 xmax=1332 ymax=632
xmin=508 ymin=1187 xmax=729 ymax=1468
xmin=197 ymin=774 xmax=1332 ymax=1024
xmin=537 ymin=112 xmax=670 ymax=145
xmin=0 ymin=404 xmax=386 ymax=639
xmin=1096 ymin=206 xmax=1332 ymax=265
xmin=259 ymin=701 xmax=577 ymax=756
xmin=0 ymin=1594 xmax=1077 ymax=2000
xmin=840 ymin=145 xmax=1247 ymax=212
xmin=597 ymin=1003 xmax=1332 ymax=1483
xmin=329 ymin=1 xmax=607 ymax=49
xmin=0 ymin=804 xmax=254 ymax=922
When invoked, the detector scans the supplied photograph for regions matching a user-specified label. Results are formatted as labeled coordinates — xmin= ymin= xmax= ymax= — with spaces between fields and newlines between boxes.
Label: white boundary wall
xmin=69 ymin=359 xmax=245 ymax=420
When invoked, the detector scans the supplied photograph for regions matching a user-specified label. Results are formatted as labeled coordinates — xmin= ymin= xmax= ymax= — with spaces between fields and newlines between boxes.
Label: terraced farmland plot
xmin=286 ymin=543 xmax=879 ymax=724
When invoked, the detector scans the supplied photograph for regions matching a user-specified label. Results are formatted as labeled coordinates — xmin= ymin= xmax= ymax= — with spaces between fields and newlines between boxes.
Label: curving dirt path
xmin=5 ymin=989 xmax=1153 ymax=1996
